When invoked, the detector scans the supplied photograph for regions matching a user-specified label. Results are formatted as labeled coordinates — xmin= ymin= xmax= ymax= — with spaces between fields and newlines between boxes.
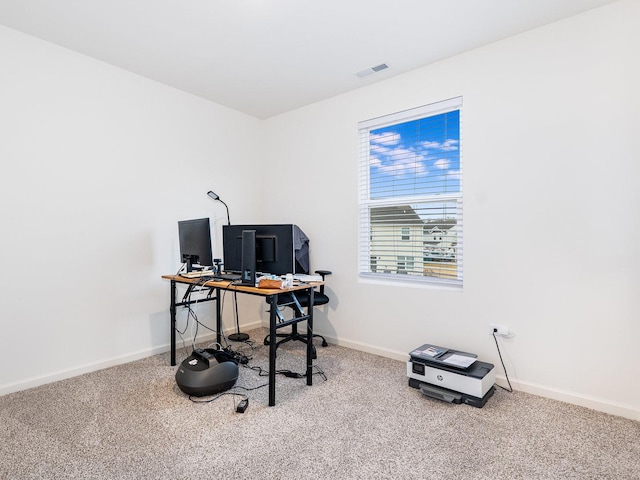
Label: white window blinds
xmin=358 ymin=97 xmax=463 ymax=287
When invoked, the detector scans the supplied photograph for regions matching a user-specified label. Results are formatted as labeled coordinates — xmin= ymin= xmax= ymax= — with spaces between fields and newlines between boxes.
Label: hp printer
xmin=407 ymin=344 xmax=495 ymax=408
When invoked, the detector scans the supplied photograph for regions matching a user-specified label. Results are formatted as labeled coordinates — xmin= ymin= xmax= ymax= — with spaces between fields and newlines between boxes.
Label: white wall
xmin=0 ymin=25 xmax=262 ymax=392
xmin=260 ymin=0 xmax=640 ymax=420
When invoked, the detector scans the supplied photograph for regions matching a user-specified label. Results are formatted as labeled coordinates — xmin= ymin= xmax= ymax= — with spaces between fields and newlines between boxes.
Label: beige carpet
xmin=1 ymin=328 xmax=638 ymax=479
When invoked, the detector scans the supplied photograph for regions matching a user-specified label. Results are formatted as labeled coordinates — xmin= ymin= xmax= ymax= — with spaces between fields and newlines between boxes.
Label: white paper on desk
xmin=293 ymin=274 xmax=323 ymax=282
xmin=441 ymin=354 xmax=476 ymax=368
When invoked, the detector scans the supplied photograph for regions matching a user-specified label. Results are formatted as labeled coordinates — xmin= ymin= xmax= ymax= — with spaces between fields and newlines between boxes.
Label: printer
xmin=407 ymin=344 xmax=495 ymax=408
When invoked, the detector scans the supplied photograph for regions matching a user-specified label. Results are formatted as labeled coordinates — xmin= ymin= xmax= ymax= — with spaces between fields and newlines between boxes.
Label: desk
xmin=161 ymin=275 xmax=319 ymax=406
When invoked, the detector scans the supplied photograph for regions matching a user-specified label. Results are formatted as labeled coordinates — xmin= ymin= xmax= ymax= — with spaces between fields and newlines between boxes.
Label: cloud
xmin=422 ymin=140 xmax=441 ymax=149
xmin=370 ymin=143 xmax=390 ymax=156
xmin=447 ymin=170 xmax=461 ymax=180
xmin=370 ymin=131 xmax=401 ymax=146
xmin=433 ymin=158 xmax=449 ymax=169
xmin=421 ymin=139 xmax=459 ymax=151
xmin=372 ymin=148 xmax=428 ymax=177
xmin=441 ymin=139 xmax=459 ymax=151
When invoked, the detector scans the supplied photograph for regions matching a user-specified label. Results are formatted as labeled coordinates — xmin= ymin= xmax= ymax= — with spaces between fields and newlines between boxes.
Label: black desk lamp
xmin=206 ymin=190 xmax=249 ymax=342
xmin=207 ymin=190 xmax=230 ymax=226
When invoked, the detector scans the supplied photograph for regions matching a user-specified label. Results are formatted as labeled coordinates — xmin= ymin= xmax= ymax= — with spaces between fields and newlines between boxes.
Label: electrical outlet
xmin=490 ymin=323 xmax=510 ymax=336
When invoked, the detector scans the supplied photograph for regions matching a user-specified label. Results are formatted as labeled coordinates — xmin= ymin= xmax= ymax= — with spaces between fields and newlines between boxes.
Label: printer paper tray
xmin=409 ymin=378 xmax=495 ymax=408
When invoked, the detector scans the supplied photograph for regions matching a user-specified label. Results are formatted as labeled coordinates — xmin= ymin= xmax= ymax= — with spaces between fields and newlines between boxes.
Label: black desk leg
xmin=215 ymin=287 xmax=222 ymax=346
xmin=306 ymin=287 xmax=314 ymax=386
xmin=268 ymin=293 xmax=278 ymax=406
xmin=170 ymin=280 xmax=177 ymax=366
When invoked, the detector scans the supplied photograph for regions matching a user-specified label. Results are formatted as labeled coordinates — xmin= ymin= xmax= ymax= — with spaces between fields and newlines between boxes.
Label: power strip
xmin=236 ymin=398 xmax=249 ymax=413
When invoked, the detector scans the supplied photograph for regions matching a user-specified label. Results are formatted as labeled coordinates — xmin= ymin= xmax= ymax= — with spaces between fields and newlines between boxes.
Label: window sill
xmin=358 ymin=272 xmax=463 ymax=291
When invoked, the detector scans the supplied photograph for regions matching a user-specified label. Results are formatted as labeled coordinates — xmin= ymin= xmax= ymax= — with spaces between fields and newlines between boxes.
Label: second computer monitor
xmin=178 ymin=217 xmax=213 ymax=272
xmin=222 ymin=224 xmax=309 ymax=276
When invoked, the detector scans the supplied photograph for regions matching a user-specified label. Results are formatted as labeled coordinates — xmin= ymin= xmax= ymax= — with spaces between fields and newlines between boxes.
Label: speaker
xmin=240 ymin=229 xmax=256 ymax=286
xmin=175 ymin=348 xmax=239 ymax=396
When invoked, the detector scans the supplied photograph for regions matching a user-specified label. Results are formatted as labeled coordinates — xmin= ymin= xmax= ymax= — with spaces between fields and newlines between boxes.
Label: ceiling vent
xmin=356 ymin=63 xmax=390 ymax=78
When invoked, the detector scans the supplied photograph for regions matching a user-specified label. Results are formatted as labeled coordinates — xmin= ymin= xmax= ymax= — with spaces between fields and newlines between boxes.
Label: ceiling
xmin=0 ymin=0 xmax=618 ymax=119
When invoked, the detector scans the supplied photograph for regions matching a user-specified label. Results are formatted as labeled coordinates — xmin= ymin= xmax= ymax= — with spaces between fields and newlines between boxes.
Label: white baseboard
xmin=497 ymin=376 xmax=640 ymax=421
xmin=5 ymin=324 xmax=638 ymax=422
xmin=0 ymin=321 xmax=262 ymax=397
xmin=324 ymin=333 xmax=409 ymax=361
xmin=322 ymin=333 xmax=640 ymax=422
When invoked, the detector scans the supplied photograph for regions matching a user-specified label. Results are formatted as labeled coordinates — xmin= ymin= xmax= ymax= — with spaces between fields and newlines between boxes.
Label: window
xmin=397 ymin=256 xmax=414 ymax=274
xmin=358 ymin=97 xmax=463 ymax=287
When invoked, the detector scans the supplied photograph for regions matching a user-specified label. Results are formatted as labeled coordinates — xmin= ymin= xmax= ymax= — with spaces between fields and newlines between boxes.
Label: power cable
xmin=492 ymin=331 xmax=513 ymax=392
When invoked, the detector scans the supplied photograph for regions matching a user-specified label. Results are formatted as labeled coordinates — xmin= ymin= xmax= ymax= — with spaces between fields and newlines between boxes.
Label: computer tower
xmin=240 ymin=229 xmax=256 ymax=285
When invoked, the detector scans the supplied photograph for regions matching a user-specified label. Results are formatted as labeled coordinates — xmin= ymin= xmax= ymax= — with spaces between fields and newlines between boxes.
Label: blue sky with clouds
xmin=368 ymin=110 xmax=460 ymax=200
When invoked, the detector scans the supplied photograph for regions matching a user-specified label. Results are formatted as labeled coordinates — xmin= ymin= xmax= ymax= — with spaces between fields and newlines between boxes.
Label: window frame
xmin=357 ymin=97 xmax=463 ymax=288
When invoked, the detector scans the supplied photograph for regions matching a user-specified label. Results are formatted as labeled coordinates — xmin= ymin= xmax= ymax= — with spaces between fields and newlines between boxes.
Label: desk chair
xmin=264 ymin=270 xmax=331 ymax=358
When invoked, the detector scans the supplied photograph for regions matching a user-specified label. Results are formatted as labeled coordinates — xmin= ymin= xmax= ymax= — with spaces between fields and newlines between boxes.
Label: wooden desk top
xmin=161 ymin=274 xmax=322 ymax=296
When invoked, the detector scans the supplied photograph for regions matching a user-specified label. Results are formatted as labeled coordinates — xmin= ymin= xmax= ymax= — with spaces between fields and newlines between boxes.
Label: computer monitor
xmin=178 ymin=218 xmax=213 ymax=272
xmin=222 ymin=224 xmax=309 ymax=276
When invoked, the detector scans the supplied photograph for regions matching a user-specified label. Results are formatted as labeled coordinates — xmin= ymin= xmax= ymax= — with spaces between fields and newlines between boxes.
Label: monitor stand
xmin=230 ymin=230 xmax=256 ymax=342
xmin=228 ymin=332 xmax=250 ymax=342
xmin=228 ymin=289 xmax=249 ymax=342
xmin=240 ymin=230 xmax=256 ymax=286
